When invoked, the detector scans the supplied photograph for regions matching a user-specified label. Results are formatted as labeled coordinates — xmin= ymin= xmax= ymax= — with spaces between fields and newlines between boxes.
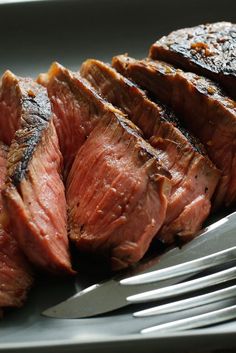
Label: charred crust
xmin=7 ymin=79 xmax=52 ymax=186
xmin=146 ymin=59 xmax=236 ymax=116
xmin=152 ymin=22 xmax=236 ymax=76
xmin=10 ymin=127 xmax=45 ymax=186
xmin=22 ymin=93 xmax=51 ymax=125
xmin=150 ymin=22 xmax=236 ymax=98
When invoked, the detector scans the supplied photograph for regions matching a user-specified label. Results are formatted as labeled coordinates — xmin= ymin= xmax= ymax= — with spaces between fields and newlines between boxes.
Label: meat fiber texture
xmin=0 ymin=143 xmax=33 ymax=314
xmin=38 ymin=65 xmax=98 ymax=179
xmin=81 ymin=59 xmax=220 ymax=243
xmin=112 ymin=55 xmax=236 ymax=209
xmin=38 ymin=62 xmax=171 ymax=270
xmin=150 ymin=22 xmax=236 ymax=100
xmin=0 ymin=71 xmax=73 ymax=275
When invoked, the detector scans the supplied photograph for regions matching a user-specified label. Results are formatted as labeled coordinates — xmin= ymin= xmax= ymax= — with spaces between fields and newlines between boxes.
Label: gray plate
xmin=0 ymin=0 xmax=236 ymax=352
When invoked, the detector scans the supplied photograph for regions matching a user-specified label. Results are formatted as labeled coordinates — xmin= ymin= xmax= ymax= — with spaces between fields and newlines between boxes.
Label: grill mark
xmin=150 ymin=22 xmax=236 ymax=99
xmin=3 ymin=75 xmax=52 ymax=186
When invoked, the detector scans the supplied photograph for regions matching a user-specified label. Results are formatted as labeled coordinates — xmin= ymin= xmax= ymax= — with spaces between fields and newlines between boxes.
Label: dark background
xmin=0 ymin=0 xmax=235 ymax=77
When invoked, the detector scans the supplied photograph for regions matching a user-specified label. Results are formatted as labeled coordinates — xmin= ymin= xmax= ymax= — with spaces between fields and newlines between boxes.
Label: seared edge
xmin=0 ymin=71 xmax=51 ymax=186
xmin=150 ymin=22 xmax=236 ymax=98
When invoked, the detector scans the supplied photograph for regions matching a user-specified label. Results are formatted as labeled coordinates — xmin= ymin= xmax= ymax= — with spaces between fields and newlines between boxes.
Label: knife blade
xmin=43 ymin=212 xmax=236 ymax=319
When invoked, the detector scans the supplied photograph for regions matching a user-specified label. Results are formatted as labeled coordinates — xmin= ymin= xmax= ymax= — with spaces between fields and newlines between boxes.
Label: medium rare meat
xmin=81 ymin=59 xmax=220 ymax=243
xmin=39 ymin=62 xmax=171 ymax=270
xmin=38 ymin=65 xmax=97 ymax=178
xmin=112 ymin=55 xmax=236 ymax=208
xmin=0 ymin=143 xmax=32 ymax=312
xmin=150 ymin=22 xmax=236 ymax=99
xmin=0 ymin=71 xmax=73 ymax=274
xmin=0 ymin=231 xmax=32 ymax=311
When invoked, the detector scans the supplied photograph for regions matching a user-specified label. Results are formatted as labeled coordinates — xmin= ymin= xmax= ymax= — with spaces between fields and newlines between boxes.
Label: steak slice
xmin=0 ymin=230 xmax=33 ymax=311
xmin=0 ymin=143 xmax=33 ymax=312
xmin=39 ymin=62 xmax=171 ymax=270
xmin=38 ymin=65 xmax=98 ymax=178
xmin=81 ymin=59 xmax=220 ymax=243
xmin=113 ymin=55 xmax=236 ymax=208
xmin=0 ymin=71 xmax=73 ymax=274
xmin=150 ymin=22 xmax=236 ymax=99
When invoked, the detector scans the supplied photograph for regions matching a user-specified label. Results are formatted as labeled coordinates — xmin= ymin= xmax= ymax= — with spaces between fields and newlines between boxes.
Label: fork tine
xmin=134 ymin=284 xmax=236 ymax=317
xmin=141 ymin=305 xmax=236 ymax=334
xmin=127 ymin=267 xmax=236 ymax=303
xmin=120 ymin=246 xmax=236 ymax=285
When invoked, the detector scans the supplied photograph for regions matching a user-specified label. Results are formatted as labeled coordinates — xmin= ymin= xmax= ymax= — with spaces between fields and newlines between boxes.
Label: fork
xmin=119 ymin=246 xmax=236 ymax=334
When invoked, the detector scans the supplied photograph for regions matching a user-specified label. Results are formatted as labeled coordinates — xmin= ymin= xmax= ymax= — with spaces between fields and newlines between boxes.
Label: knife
xmin=43 ymin=212 xmax=236 ymax=319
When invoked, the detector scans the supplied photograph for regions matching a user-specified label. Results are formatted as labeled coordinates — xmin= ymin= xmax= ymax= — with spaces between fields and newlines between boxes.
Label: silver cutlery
xmin=120 ymin=246 xmax=236 ymax=333
xmin=43 ymin=212 xmax=236 ymax=320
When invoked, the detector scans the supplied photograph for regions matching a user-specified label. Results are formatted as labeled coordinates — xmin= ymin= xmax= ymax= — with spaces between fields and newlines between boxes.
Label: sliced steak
xmin=0 ymin=71 xmax=73 ymax=274
xmin=38 ymin=65 xmax=99 ymax=178
xmin=113 ymin=55 xmax=236 ymax=208
xmin=150 ymin=22 xmax=236 ymax=99
xmin=81 ymin=59 xmax=220 ymax=243
xmin=0 ymin=143 xmax=33 ymax=311
xmin=39 ymin=62 xmax=171 ymax=270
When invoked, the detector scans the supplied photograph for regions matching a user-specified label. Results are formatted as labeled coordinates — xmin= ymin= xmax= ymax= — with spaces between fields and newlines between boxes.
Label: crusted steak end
xmin=150 ymin=22 xmax=236 ymax=99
